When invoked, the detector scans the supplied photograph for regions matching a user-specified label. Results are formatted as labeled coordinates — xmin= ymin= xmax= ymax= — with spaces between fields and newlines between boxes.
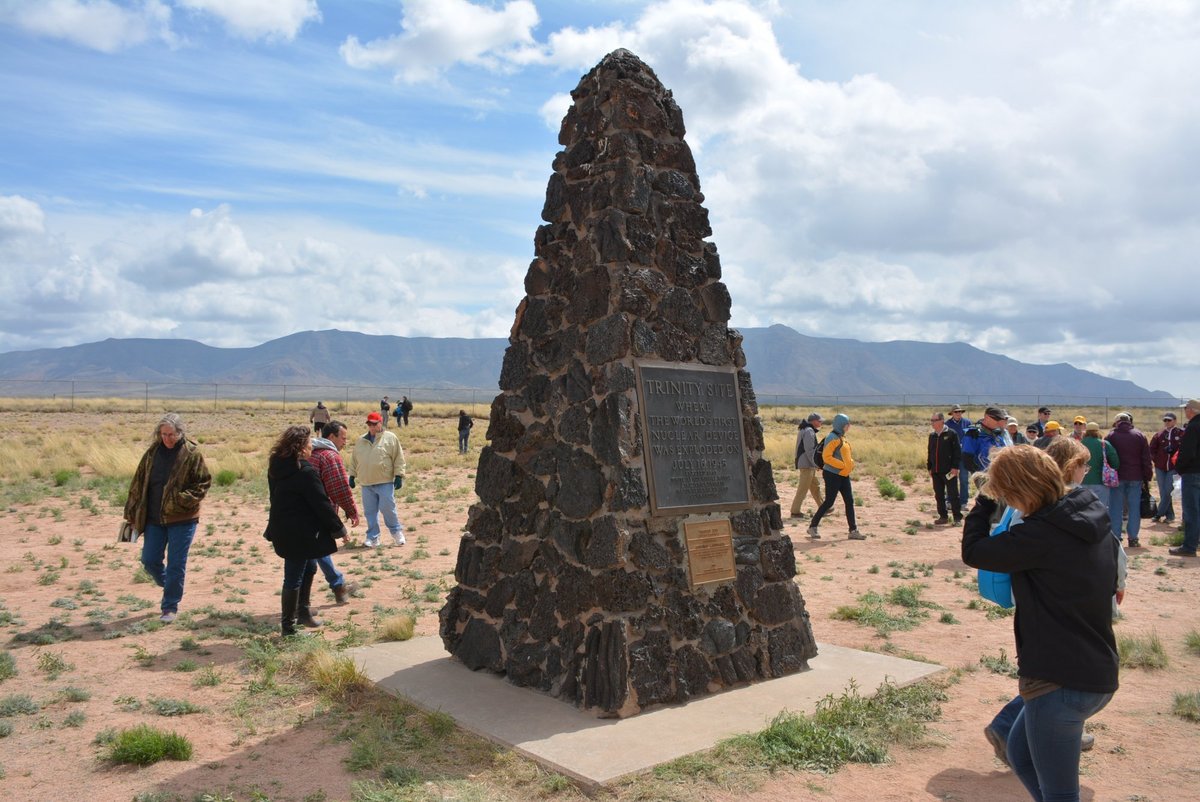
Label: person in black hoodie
xmin=927 ymin=411 xmax=962 ymax=524
xmin=962 ymin=445 xmax=1118 ymax=802
xmin=264 ymin=425 xmax=347 ymax=636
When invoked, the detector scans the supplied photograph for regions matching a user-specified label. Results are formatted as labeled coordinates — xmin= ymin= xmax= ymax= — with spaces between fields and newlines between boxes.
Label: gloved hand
xmin=393 ymin=476 xmax=404 ymax=490
xmin=348 ymin=476 xmax=355 ymax=488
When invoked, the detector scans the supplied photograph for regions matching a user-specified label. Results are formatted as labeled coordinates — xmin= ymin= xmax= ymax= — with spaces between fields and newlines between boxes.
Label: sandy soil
xmin=0 ymin=416 xmax=1197 ymax=801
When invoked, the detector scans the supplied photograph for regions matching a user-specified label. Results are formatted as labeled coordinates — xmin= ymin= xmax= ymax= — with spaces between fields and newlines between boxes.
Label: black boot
xmin=297 ymin=572 xmax=322 ymax=628
xmin=280 ymin=588 xmax=299 ymax=636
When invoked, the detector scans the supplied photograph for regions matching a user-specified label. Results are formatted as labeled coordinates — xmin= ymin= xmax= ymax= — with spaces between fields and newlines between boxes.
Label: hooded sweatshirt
xmin=821 ymin=413 xmax=854 ymax=477
xmin=962 ymin=487 xmax=1119 ymax=693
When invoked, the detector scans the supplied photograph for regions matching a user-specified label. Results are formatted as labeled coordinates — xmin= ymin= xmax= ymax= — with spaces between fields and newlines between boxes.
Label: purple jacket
xmin=1149 ymin=426 xmax=1183 ymax=472
xmin=1105 ymin=421 xmax=1152 ymax=481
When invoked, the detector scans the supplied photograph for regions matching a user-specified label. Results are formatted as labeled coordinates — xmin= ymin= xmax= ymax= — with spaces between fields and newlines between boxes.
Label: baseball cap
xmin=1006 ymin=416 xmax=1018 ymax=426
xmin=1038 ymin=406 xmax=1051 ymax=414
xmin=1163 ymin=412 xmax=1177 ymax=422
xmin=983 ymin=406 xmax=1008 ymax=422
xmin=366 ymin=411 xmax=383 ymax=423
xmin=1085 ymin=421 xmax=1101 ymax=434
xmin=1182 ymin=399 xmax=1200 ymax=414
xmin=1114 ymin=412 xmax=1132 ymax=424
xmin=1073 ymin=416 xmax=1087 ymax=425
xmin=1044 ymin=421 xmax=1062 ymax=433
xmin=806 ymin=412 xmax=823 ymax=422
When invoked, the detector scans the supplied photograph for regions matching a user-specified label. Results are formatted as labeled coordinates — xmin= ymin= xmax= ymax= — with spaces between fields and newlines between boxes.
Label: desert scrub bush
xmin=1172 ymin=691 xmax=1200 ymax=722
xmin=0 ymin=694 xmax=39 ymax=715
xmin=106 ymin=724 xmax=193 ymax=765
xmin=1118 ymin=631 xmax=1169 ymax=669
xmin=37 ymin=650 xmax=73 ymax=678
xmin=303 ymin=650 xmax=371 ymax=700
xmin=0 ymin=650 xmax=15 ymax=682
xmin=832 ymin=586 xmax=932 ymax=636
xmin=0 ymin=720 xmax=12 ymax=737
xmin=214 ymin=469 xmax=238 ymax=486
xmin=57 ymin=686 xmax=91 ymax=703
xmin=723 ymin=679 xmax=944 ymax=772
xmin=876 ymin=477 xmax=907 ymax=501
xmin=147 ymin=696 xmax=203 ymax=716
xmin=376 ymin=614 xmax=415 ymax=642
xmin=979 ymin=649 xmax=1019 ymax=679
xmin=53 ymin=469 xmax=80 ymax=487
xmin=1185 ymin=630 xmax=1200 ymax=657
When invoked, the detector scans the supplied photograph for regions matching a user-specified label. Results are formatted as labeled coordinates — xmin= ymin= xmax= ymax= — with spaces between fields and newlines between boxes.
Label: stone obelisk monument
xmin=440 ymin=49 xmax=815 ymax=717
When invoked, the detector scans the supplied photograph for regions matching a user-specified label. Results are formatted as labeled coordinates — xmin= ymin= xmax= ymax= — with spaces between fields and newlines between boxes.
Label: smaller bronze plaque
xmin=683 ymin=518 xmax=736 ymax=589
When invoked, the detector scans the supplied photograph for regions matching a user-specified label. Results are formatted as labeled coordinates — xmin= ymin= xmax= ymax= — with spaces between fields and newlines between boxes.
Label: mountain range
xmin=0 ymin=325 xmax=1171 ymax=403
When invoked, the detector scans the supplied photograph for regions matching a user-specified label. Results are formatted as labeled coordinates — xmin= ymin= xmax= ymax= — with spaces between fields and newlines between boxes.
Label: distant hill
xmin=0 ymin=325 xmax=1173 ymax=403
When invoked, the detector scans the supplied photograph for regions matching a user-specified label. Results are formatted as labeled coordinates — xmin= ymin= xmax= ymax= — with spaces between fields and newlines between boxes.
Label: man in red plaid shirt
xmin=310 ymin=420 xmax=360 ymax=603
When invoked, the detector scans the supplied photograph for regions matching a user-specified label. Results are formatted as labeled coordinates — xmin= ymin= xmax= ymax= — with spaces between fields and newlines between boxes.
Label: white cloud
xmin=0 ymin=195 xmax=46 ymax=239
xmin=5 ymin=0 xmax=173 ymax=53
xmin=340 ymin=0 xmax=539 ymax=83
xmin=176 ymin=0 xmax=320 ymax=41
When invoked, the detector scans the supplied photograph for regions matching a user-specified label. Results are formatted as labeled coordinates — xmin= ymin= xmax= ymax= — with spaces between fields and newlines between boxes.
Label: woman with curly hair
xmin=264 ymin=425 xmax=346 ymax=636
xmin=963 ymin=445 xmax=1118 ymax=801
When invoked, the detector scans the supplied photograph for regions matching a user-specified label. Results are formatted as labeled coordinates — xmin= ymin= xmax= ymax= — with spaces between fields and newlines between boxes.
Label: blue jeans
xmin=1107 ymin=480 xmax=1142 ymax=541
xmin=1154 ymin=467 xmax=1176 ymax=520
xmin=141 ymin=519 xmax=198 ymax=614
xmin=361 ymin=482 xmax=402 ymax=543
xmin=1181 ymin=472 xmax=1200 ymax=553
xmin=990 ymin=694 xmax=1025 ymax=741
xmin=458 ymin=430 xmax=470 ymax=453
xmin=282 ymin=558 xmax=317 ymax=591
xmin=1008 ymin=687 xmax=1113 ymax=802
xmin=315 ymin=555 xmax=344 ymax=588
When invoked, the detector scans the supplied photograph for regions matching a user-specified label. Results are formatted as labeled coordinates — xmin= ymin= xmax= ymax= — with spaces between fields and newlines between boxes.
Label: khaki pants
xmin=790 ymin=468 xmax=823 ymax=515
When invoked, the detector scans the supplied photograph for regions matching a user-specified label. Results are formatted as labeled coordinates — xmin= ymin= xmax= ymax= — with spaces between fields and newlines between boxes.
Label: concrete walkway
xmin=347 ymin=637 xmax=944 ymax=788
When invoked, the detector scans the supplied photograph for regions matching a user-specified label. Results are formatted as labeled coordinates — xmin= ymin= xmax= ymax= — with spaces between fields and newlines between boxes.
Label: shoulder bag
xmin=977 ymin=507 xmax=1015 ymax=608
xmin=1101 ymin=443 xmax=1120 ymax=488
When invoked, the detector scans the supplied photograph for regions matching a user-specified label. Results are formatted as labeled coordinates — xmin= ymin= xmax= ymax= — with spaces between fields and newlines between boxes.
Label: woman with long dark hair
xmin=963 ymin=445 xmax=1118 ymax=801
xmin=264 ymin=425 xmax=346 ymax=636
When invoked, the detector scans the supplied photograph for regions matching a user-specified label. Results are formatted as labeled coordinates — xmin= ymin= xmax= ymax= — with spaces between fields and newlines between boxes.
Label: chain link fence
xmin=0 ymin=379 xmax=1183 ymax=426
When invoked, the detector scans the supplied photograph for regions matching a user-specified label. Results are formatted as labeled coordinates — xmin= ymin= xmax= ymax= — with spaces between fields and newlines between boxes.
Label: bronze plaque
xmin=635 ymin=361 xmax=752 ymax=515
xmin=683 ymin=519 xmax=736 ymax=589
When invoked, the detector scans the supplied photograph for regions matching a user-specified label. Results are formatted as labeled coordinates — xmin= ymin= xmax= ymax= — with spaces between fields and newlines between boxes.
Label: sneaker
xmin=1168 ymin=546 xmax=1197 ymax=557
xmin=159 ymin=611 xmax=177 ymax=624
xmin=983 ymin=725 xmax=1010 ymax=767
xmin=1081 ymin=733 xmax=1095 ymax=752
xmin=1151 ymin=516 xmax=1160 ymax=523
xmin=807 ymin=526 xmax=820 ymax=539
xmin=390 ymin=531 xmax=407 ymax=546
xmin=1127 ymin=540 xmax=1141 ymax=548
xmin=790 ymin=512 xmax=807 ymax=520
xmin=953 ymin=514 xmax=964 ymax=524
xmin=934 ymin=516 xmax=949 ymax=525
xmin=848 ymin=529 xmax=866 ymax=540
xmin=364 ymin=537 xmax=381 ymax=549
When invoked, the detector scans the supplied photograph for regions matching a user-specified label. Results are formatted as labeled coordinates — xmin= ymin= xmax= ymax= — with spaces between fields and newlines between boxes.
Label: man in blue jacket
xmin=962 ymin=406 xmax=1012 ymax=474
xmin=946 ymin=404 xmax=971 ymax=509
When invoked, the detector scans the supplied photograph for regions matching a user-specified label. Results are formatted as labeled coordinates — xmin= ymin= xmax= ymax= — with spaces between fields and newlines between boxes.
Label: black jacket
xmin=962 ymin=488 xmax=1119 ymax=694
xmin=927 ymin=428 xmax=961 ymax=474
xmin=1176 ymin=414 xmax=1200 ymax=474
xmin=264 ymin=456 xmax=345 ymax=560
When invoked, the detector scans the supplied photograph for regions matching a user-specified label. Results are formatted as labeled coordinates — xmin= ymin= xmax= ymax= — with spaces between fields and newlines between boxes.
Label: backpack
xmin=814 ymin=434 xmax=830 ymax=469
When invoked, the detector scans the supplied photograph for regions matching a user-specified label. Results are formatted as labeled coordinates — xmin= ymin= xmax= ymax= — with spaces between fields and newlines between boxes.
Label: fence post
xmin=282 ymin=384 xmax=287 ymax=413
xmin=144 ymin=382 xmax=149 ymax=412
xmin=213 ymin=384 xmax=218 ymax=412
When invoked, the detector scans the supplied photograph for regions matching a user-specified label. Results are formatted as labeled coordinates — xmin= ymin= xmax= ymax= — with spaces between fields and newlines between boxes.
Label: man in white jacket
xmin=348 ymin=411 xmax=406 ymax=548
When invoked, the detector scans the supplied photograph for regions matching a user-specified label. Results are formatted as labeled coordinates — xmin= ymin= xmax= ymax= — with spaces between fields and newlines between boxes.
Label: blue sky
xmin=1 ymin=0 xmax=1197 ymax=395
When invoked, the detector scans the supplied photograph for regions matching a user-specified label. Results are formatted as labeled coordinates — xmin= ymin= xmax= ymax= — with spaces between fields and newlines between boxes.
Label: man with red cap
xmin=348 ymin=411 xmax=406 ymax=548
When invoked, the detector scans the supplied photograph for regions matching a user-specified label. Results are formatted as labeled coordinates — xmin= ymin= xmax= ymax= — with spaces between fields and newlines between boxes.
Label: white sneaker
xmin=807 ymin=526 xmax=820 ymax=539
xmin=364 ymin=537 xmax=380 ymax=549
xmin=159 ymin=611 xmax=177 ymax=623
xmin=390 ymin=531 xmax=406 ymax=546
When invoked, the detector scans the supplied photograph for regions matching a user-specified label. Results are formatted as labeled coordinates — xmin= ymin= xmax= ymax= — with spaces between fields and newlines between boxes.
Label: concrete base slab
xmin=346 ymin=637 xmax=943 ymax=788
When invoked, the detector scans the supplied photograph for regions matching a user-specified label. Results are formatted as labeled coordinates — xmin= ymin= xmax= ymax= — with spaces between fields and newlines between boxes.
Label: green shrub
xmin=876 ymin=477 xmax=907 ymax=500
xmin=106 ymin=724 xmax=193 ymax=765
xmin=0 ymin=694 xmax=39 ymax=716
xmin=1118 ymin=631 xmax=1169 ymax=670
xmin=52 ymin=469 xmax=80 ymax=487
xmin=0 ymin=651 xmax=15 ymax=682
xmin=1172 ymin=691 xmax=1200 ymax=722
xmin=214 ymin=469 xmax=238 ymax=487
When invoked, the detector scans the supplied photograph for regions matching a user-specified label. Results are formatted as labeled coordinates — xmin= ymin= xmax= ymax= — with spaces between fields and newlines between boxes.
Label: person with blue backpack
xmin=806 ymin=413 xmax=863 ymax=540
xmin=963 ymin=445 xmax=1118 ymax=802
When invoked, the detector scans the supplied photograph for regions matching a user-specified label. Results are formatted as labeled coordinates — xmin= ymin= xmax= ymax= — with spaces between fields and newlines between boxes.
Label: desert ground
xmin=0 ymin=405 xmax=1196 ymax=802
